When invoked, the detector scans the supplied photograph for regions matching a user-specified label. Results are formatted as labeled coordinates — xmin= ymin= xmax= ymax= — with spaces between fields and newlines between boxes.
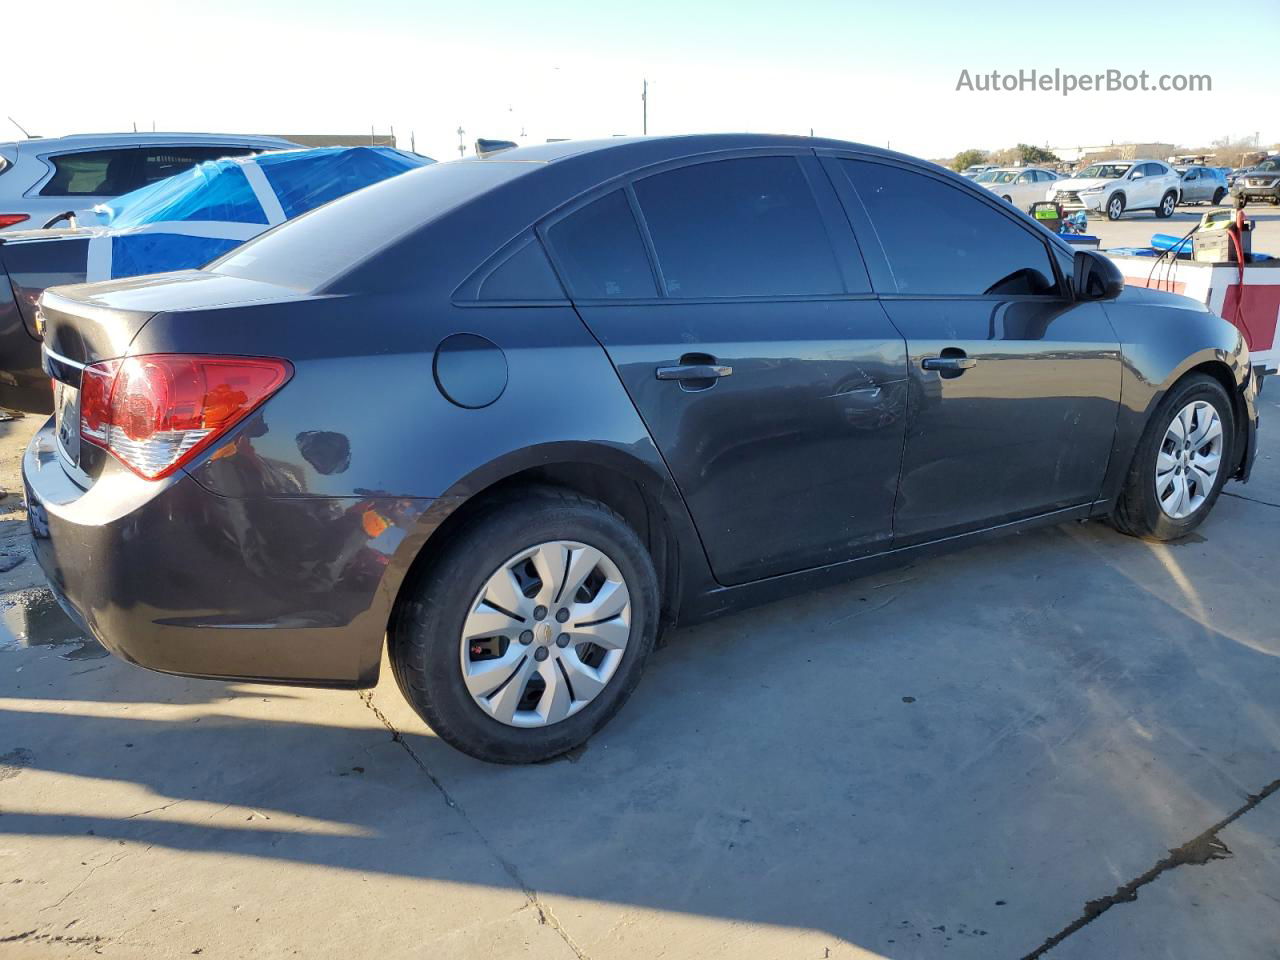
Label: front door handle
xmin=656 ymin=363 xmax=733 ymax=381
xmin=921 ymin=356 xmax=977 ymax=372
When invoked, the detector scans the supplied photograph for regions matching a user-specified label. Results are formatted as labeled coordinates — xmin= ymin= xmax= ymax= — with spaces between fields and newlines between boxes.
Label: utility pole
xmin=642 ymin=78 xmax=647 ymax=135
xmin=410 ymin=130 xmax=416 ymax=153
xmin=457 ymin=126 xmax=466 ymax=157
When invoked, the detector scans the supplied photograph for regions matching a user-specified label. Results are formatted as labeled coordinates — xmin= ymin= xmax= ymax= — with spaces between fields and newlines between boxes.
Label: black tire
xmin=1156 ymin=191 xmax=1177 ymax=218
xmin=390 ymin=487 xmax=659 ymax=764
xmin=1002 ymin=194 xmax=1013 ymax=203
xmin=1109 ymin=374 xmax=1234 ymax=541
xmin=1106 ymin=193 xmax=1126 ymax=220
xmin=1212 ymin=187 xmax=1226 ymax=205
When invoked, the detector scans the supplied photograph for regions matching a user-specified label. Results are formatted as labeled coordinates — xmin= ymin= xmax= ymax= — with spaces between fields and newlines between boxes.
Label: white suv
xmin=0 ymin=132 xmax=296 ymax=231
xmin=1047 ymin=159 xmax=1182 ymax=221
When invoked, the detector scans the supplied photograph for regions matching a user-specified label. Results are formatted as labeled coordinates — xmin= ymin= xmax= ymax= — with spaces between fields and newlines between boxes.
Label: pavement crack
xmin=357 ymin=690 xmax=591 ymax=960
xmin=1222 ymin=491 xmax=1280 ymax=509
xmin=40 ymin=852 xmax=128 ymax=913
xmin=1022 ymin=776 xmax=1280 ymax=959
xmin=122 ymin=798 xmax=187 ymax=820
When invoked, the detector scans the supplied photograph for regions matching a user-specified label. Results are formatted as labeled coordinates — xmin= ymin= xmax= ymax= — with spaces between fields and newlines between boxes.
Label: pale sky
xmin=6 ymin=0 xmax=1277 ymax=162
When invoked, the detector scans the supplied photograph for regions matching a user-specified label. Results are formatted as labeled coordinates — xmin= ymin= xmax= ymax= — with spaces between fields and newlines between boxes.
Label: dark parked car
xmin=1231 ymin=156 xmax=1280 ymax=205
xmin=23 ymin=135 xmax=1259 ymax=763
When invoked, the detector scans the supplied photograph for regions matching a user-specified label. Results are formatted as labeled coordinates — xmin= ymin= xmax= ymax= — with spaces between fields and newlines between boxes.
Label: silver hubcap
xmin=1156 ymin=400 xmax=1223 ymax=519
xmin=460 ymin=541 xmax=631 ymax=728
xmin=1163 ymin=195 xmax=1175 ymax=215
xmin=1109 ymin=198 xmax=1122 ymax=217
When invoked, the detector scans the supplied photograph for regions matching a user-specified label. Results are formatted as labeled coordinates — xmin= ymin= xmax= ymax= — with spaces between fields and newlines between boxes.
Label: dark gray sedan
xmin=23 ymin=135 xmax=1260 ymax=762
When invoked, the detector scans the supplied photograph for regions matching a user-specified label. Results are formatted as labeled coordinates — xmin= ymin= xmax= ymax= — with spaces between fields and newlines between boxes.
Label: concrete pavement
xmin=2 ymin=387 xmax=1278 ymax=958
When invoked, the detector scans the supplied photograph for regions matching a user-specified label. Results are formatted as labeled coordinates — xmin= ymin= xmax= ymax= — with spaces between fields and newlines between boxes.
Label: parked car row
xmin=19 ymin=133 xmax=1259 ymax=763
xmin=968 ymin=159 xmax=1246 ymax=219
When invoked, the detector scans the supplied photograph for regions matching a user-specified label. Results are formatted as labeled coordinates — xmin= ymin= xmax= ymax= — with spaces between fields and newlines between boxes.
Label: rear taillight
xmin=0 ymin=213 xmax=30 ymax=229
xmin=79 ymin=354 xmax=292 ymax=480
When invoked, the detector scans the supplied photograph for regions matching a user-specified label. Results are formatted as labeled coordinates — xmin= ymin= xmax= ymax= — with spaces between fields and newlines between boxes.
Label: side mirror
xmin=1073 ymin=249 xmax=1125 ymax=300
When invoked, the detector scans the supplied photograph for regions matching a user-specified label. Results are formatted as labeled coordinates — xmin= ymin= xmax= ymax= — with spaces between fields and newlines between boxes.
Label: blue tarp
xmin=85 ymin=146 xmax=431 ymax=280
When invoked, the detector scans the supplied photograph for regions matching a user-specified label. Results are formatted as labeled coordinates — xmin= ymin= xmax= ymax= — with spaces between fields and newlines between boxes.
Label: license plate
xmin=54 ymin=380 xmax=81 ymax=464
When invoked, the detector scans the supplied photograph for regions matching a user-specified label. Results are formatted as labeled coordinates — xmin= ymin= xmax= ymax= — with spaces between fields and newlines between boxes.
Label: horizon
xmin=6 ymin=0 xmax=1276 ymax=163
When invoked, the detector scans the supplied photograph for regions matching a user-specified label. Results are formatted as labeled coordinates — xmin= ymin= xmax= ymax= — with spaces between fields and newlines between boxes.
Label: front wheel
xmin=390 ymin=488 xmax=659 ymax=763
xmin=1156 ymin=191 xmax=1177 ymax=218
xmin=1106 ymin=193 xmax=1126 ymax=220
xmin=1110 ymin=374 xmax=1234 ymax=541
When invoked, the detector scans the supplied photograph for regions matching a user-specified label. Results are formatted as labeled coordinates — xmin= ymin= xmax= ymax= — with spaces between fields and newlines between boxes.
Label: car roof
xmin=0 ymin=132 xmax=298 ymax=155
xmin=470 ymin=133 xmax=880 ymax=166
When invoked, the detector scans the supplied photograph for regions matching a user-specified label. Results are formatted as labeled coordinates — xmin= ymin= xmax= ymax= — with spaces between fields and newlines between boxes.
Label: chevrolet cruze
xmin=23 ymin=135 xmax=1259 ymax=762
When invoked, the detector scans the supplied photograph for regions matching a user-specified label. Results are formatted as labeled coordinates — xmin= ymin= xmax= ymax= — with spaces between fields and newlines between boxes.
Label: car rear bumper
xmin=22 ymin=418 xmax=437 ymax=687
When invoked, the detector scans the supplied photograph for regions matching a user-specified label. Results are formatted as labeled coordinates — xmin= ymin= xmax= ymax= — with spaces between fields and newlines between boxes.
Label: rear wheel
xmin=1212 ymin=187 xmax=1226 ymax=204
xmin=1110 ymin=374 xmax=1234 ymax=540
xmin=1106 ymin=193 xmax=1126 ymax=220
xmin=1156 ymin=191 xmax=1177 ymax=218
xmin=390 ymin=488 xmax=659 ymax=763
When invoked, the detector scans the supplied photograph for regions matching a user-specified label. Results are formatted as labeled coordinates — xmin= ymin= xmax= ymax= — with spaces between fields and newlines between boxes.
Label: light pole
xmin=642 ymin=78 xmax=647 ymax=135
xmin=457 ymin=126 xmax=466 ymax=157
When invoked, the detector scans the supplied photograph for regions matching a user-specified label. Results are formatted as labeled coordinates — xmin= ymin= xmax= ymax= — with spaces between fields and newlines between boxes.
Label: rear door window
xmin=841 ymin=159 xmax=1060 ymax=297
xmin=139 ymin=146 xmax=257 ymax=185
xmin=40 ymin=149 xmax=140 ymax=196
xmin=633 ymin=156 xmax=844 ymax=298
xmin=545 ymin=190 xmax=656 ymax=299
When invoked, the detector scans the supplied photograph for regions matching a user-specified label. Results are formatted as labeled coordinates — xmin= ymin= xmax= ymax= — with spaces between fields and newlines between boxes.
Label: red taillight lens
xmin=0 ymin=213 xmax=31 ymax=229
xmin=79 ymin=354 xmax=292 ymax=480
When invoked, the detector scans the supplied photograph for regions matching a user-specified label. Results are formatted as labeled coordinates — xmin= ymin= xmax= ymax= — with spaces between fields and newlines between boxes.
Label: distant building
xmin=278 ymin=134 xmax=397 ymax=148
xmin=1053 ymin=142 xmax=1178 ymax=163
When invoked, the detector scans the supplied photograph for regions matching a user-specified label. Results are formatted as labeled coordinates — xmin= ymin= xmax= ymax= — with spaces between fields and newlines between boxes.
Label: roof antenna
xmin=7 ymin=116 xmax=35 ymax=139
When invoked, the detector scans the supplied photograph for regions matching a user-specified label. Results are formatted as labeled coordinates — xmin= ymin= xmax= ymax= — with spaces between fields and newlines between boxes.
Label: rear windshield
xmin=208 ymin=159 xmax=534 ymax=292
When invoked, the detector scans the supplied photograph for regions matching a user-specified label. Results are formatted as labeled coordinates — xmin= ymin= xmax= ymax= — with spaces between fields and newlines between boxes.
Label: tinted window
xmin=478 ymin=238 xmax=564 ymax=301
xmin=140 ymin=146 xmax=256 ymax=185
xmin=843 ymin=160 xmax=1059 ymax=297
xmin=634 ymin=157 xmax=843 ymax=297
xmin=546 ymin=190 xmax=656 ymax=299
xmin=40 ymin=149 xmax=139 ymax=196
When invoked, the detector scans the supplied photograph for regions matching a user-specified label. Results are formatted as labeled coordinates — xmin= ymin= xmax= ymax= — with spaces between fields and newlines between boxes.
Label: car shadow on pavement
xmin=3 ymin=511 xmax=1280 ymax=956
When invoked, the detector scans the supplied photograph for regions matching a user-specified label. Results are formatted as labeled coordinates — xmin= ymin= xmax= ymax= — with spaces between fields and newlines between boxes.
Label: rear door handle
xmin=656 ymin=363 xmax=733 ymax=381
xmin=921 ymin=356 xmax=977 ymax=372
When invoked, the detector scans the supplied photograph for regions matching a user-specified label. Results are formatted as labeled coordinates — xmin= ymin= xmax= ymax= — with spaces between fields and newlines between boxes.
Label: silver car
xmin=0 ymin=132 xmax=296 ymax=231
xmin=1176 ymin=165 xmax=1229 ymax=206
